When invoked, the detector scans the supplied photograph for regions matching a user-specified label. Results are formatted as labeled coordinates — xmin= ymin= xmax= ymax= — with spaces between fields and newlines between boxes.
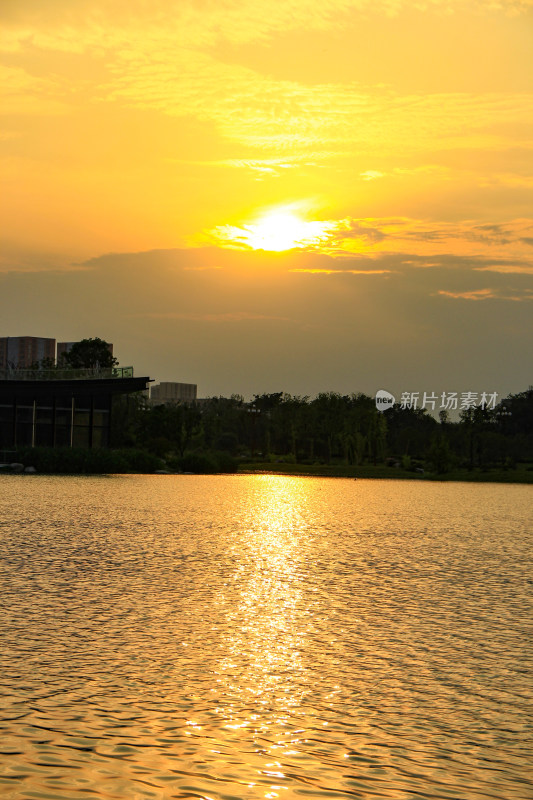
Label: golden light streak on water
xmin=0 ymin=474 xmax=531 ymax=799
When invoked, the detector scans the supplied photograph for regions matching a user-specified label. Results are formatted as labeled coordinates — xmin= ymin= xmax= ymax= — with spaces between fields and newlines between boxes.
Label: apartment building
xmin=150 ymin=382 xmax=197 ymax=404
xmin=0 ymin=337 xmax=55 ymax=369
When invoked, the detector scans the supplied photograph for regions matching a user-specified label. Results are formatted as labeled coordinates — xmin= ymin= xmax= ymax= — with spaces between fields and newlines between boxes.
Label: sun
xmin=209 ymin=205 xmax=338 ymax=252
xmin=244 ymin=211 xmax=316 ymax=251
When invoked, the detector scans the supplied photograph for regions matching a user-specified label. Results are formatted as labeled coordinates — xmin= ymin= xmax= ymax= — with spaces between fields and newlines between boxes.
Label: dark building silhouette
xmin=0 ymin=370 xmax=149 ymax=449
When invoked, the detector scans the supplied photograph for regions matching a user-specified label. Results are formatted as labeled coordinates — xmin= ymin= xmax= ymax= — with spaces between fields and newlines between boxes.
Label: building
xmin=0 ymin=368 xmax=150 ymax=449
xmin=0 ymin=337 xmax=55 ymax=369
xmin=56 ymin=342 xmax=76 ymax=361
xmin=57 ymin=340 xmax=113 ymax=363
xmin=150 ymin=382 xmax=197 ymax=404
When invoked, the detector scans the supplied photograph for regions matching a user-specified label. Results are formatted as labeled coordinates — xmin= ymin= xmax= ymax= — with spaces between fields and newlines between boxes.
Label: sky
xmin=1 ymin=0 xmax=532 ymax=401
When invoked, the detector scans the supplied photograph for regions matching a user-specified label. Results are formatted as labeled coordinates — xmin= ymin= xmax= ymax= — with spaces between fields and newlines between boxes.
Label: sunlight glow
xmin=210 ymin=206 xmax=338 ymax=251
xmin=244 ymin=211 xmax=327 ymax=251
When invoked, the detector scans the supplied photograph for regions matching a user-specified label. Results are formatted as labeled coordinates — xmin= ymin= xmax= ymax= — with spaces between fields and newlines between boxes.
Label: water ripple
xmin=0 ymin=474 xmax=531 ymax=799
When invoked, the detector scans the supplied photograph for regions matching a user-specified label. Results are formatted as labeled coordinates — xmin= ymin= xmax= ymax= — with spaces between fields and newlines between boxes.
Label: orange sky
xmin=1 ymin=0 xmax=532 ymax=398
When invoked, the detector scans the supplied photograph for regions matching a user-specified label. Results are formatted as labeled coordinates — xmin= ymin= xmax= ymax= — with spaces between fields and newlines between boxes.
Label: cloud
xmin=2 ymin=0 xmax=531 ymax=195
xmin=166 ymin=154 xmax=334 ymax=178
xmin=0 ymin=241 xmax=93 ymax=273
xmin=402 ymin=260 xmax=441 ymax=268
xmin=201 ymin=212 xmax=533 ymax=262
xmin=0 ymin=64 xmax=68 ymax=114
xmin=329 ymin=217 xmax=533 ymax=259
xmin=2 ymin=1 xmax=531 ymax=54
xmin=392 ymin=165 xmax=451 ymax=177
xmin=474 ymin=264 xmax=533 ymax=274
xmin=289 ymin=268 xmax=395 ymax=274
xmin=337 ymin=220 xmax=387 ymax=244
xmin=5 ymin=6 xmax=530 ymax=153
xmin=438 ymin=287 xmax=533 ymax=301
xmin=104 ymin=51 xmax=533 ymax=152
xmin=360 ymin=170 xmax=385 ymax=181
xmin=1 ymin=243 xmax=531 ymax=398
xmin=438 ymin=288 xmax=496 ymax=300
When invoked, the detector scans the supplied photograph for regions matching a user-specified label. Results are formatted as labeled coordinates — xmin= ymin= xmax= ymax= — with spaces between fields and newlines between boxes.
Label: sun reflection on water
xmin=220 ymin=482 xmax=308 ymax=676
xmin=214 ymin=476 xmax=315 ymax=794
xmin=1 ymin=475 xmax=531 ymax=800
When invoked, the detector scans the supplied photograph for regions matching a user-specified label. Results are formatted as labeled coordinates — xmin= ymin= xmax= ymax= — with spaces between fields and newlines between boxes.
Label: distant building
xmin=150 ymin=382 xmax=197 ymax=404
xmin=0 ymin=337 xmax=55 ymax=369
xmin=57 ymin=341 xmax=113 ymax=362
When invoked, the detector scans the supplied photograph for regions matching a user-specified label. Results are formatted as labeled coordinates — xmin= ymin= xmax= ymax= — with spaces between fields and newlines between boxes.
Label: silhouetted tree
xmin=61 ymin=338 xmax=118 ymax=369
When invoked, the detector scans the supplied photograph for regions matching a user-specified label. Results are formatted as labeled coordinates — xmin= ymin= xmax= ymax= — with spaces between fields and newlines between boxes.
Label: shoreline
xmin=237 ymin=462 xmax=533 ymax=484
xmin=2 ymin=459 xmax=532 ymax=484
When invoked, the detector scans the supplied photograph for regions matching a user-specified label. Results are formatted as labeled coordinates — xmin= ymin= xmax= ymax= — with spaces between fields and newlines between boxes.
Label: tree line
xmin=112 ymin=386 xmax=533 ymax=474
xmin=28 ymin=338 xmax=531 ymax=474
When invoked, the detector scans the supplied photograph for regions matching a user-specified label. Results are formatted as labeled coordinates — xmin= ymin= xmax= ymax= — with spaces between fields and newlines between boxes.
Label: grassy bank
xmin=2 ymin=447 xmax=164 ymax=474
xmin=3 ymin=448 xmax=532 ymax=483
xmin=238 ymin=461 xmax=533 ymax=483
xmin=1 ymin=447 xmax=236 ymax=475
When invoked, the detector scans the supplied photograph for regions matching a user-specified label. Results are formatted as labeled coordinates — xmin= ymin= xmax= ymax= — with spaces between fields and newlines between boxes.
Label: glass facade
xmin=0 ymin=377 xmax=148 ymax=450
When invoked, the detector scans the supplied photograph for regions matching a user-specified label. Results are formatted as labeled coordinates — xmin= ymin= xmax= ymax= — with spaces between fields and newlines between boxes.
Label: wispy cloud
xmin=290 ymin=268 xmax=395 ymax=274
xmin=438 ymin=288 xmax=496 ymax=300
xmin=165 ymin=153 xmax=336 ymax=178
xmin=329 ymin=217 xmax=533 ymax=259
xmin=0 ymin=65 xmax=68 ymax=115
xmin=3 ymin=1 xmax=531 ymax=182
xmin=438 ymin=288 xmax=533 ymax=301
xmin=104 ymin=50 xmax=533 ymax=152
xmin=474 ymin=264 xmax=533 ymax=274
xmin=6 ymin=7 xmax=522 ymax=155
xmin=360 ymin=165 xmax=450 ymax=181
xmin=3 ymin=1 xmax=531 ymax=55
xmin=206 ymin=212 xmax=532 ymax=261
xmin=360 ymin=170 xmax=385 ymax=181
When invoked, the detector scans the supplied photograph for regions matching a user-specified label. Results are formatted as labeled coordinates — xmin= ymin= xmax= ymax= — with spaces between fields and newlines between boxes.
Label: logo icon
xmin=375 ymin=389 xmax=396 ymax=411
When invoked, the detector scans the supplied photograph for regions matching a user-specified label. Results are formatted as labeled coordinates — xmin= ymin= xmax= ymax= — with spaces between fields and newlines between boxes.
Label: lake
xmin=0 ymin=474 xmax=531 ymax=799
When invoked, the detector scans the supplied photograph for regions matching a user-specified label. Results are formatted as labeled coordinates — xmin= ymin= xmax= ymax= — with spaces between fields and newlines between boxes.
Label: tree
xmin=61 ymin=338 xmax=118 ymax=369
xmin=28 ymin=357 xmax=56 ymax=371
xmin=427 ymin=434 xmax=453 ymax=474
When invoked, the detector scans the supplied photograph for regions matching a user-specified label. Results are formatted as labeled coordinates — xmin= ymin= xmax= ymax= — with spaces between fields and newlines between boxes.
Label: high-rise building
xmin=150 ymin=382 xmax=197 ymax=404
xmin=0 ymin=337 xmax=55 ymax=369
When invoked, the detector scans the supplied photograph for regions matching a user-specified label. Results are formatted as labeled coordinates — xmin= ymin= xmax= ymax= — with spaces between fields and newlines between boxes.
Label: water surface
xmin=0 ymin=475 xmax=531 ymax=799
